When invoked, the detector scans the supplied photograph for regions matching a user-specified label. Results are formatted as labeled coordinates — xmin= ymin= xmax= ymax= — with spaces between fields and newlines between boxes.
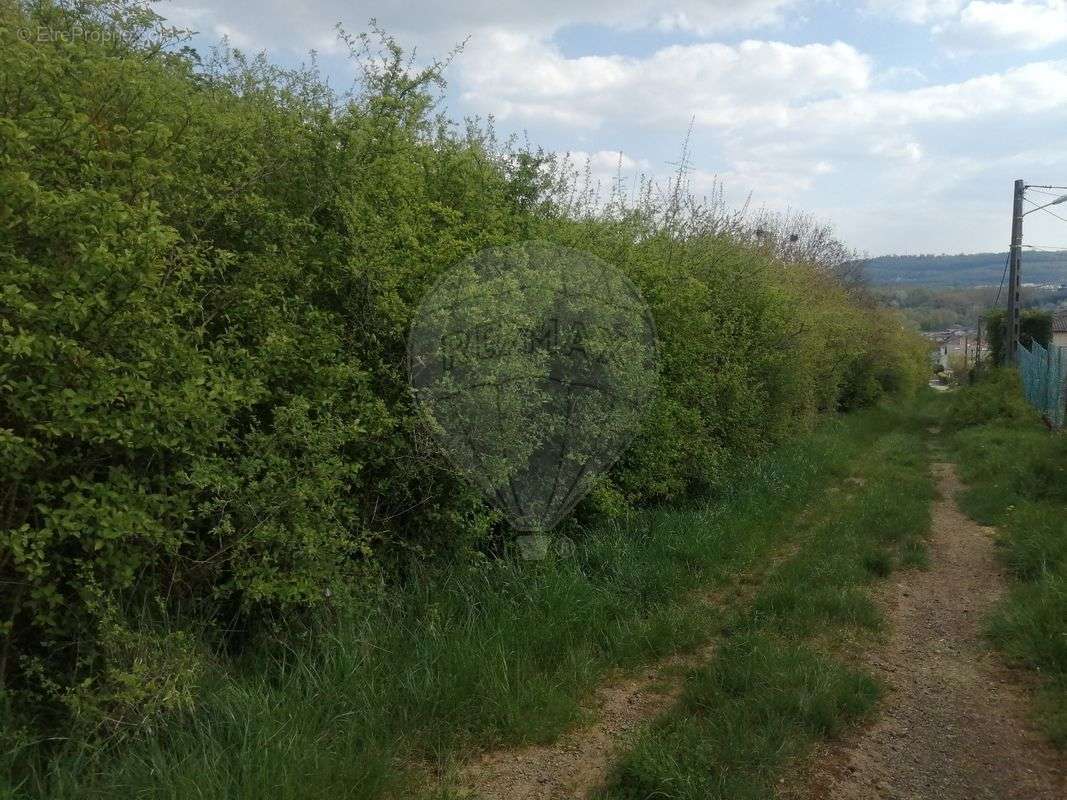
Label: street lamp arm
xmin=1023 ymin=191 xmax=1067 ymax=216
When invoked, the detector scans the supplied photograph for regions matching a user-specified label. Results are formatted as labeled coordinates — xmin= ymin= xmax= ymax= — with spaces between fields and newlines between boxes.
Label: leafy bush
xmin=984 ymin=308 xmax=1052 ymax=366
xmin=943 ymin=368 xmax=1038 ymax=430
xmin=0 ymin=0 xmax=928 ymax=725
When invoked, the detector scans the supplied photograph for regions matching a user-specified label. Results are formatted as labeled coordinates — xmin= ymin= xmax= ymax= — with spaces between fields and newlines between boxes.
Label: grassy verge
xmin=2 ymin=408 xmax=905 ymax=800
xmin=599 ymin=407 xmax=934 ymax=800
xmin=943 ymin=372 xmax=1067 ymax=747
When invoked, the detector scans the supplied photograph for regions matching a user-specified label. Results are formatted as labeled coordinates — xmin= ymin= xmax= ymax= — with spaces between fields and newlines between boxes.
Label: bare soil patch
xmin=450 ymin=653 xmax=693 ymax=799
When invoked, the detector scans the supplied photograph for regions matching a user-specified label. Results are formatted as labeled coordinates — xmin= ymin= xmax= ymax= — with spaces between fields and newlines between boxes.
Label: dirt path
xmin=452 ymin=649 xmax=695 ymax=800
xmin=449 ymin=539 xmax=805 ymax=800
xmin=805 ymin=461 xmax=1067 ymax=800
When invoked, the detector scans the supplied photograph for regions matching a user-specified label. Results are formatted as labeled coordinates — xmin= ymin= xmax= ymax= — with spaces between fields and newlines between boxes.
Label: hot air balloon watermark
xmin=408 ymin=241 xmax=660 ymax=559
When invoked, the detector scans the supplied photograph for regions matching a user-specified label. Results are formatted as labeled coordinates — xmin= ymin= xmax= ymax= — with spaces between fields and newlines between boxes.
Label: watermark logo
xmin=17 ymin=26 xmax=129 ymax=44
xmin=408 ymin=241 xmax=659 ymax=553
xmin=515 ymin=534 xmax=577 ymax=561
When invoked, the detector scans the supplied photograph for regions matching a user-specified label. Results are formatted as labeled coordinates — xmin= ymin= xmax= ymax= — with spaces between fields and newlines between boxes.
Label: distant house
xmin=924 ymin=329 xmax=982 ymax=371
xmin=1054 ymin=310 xmax=1067 ymax=350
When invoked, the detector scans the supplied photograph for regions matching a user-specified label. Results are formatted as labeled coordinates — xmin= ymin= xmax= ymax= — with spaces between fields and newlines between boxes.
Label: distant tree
xmin=985 ymin=309 xmax=1052 ymax=365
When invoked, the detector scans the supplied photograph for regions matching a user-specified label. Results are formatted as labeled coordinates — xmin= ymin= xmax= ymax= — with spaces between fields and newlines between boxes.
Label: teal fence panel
xmin=1017 ymin=341 xmax=1067 ymax=428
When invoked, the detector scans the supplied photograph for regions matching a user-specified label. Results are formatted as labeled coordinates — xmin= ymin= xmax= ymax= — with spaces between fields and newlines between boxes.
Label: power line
xmin=1024 ymin=196 xmax=1067 ymax=224
xmin=994 ymin=250 xmax=1010 ymax=307
xmin=1027 ymin=187 xmax=1066 ymax=199
xmin=1022 ymin=244 xmax=1067 ymax=251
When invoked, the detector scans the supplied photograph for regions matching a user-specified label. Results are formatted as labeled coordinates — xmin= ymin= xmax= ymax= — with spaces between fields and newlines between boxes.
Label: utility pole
xmin=1007 ymin=178 xmax=1025 ymax=364
xmin=976 ymin=319 xmax=983 ymax=373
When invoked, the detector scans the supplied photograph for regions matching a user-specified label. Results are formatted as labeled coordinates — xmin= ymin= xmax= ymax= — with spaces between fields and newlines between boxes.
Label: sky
xmin=153 ymin=0 xmax=1067 ymax=256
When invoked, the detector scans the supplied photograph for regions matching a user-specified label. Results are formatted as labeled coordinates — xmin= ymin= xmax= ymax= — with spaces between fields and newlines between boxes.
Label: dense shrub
xmin=0 ymin=0 xmax=928 ymax=722
xmin=943 ymin=368 xmax=1038 ymax=430
xmin=984 ymin=308 xmax=1052 ymax=366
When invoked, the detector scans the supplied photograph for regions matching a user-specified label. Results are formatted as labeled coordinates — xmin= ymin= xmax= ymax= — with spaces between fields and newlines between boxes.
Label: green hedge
xmin=943 ymin=368 xmax=1039 ymax=430
xmin=984 ymin=308 xmax=1052 ymax=366
xmin=0 ymin=0 xmax=928 ymax=722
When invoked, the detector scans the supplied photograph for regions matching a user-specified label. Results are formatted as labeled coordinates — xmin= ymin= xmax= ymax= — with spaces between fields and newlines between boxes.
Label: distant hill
xmin=858 ymin=251 xmax=1067 ymax=286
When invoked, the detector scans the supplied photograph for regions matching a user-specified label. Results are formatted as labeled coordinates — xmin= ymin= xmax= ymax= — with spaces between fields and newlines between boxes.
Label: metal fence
xmin=1017 ymin=340 xmax=1067 ymax=428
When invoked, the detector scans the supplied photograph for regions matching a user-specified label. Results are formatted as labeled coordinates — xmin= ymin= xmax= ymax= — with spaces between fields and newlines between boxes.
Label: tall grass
xmin=1 ymin=410 xmax=899 ymax=799
xmin=601 ymin=408 xmax=934 ymax=799
xmin=947 ymin=379 xmax=1067 ymax=747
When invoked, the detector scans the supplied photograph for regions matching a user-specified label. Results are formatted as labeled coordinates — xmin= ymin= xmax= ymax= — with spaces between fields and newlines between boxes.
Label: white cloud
xmin=868 ymin=0 xmax=1067 ymax=52
xmin=715 ymin=60 xmax=1067 ymax=210
xmin=459 ymin=27 xmax=1067 ymax=139
xmin=865 ymin=0 xmax=965 ymax=24
xmin=459 ymin=34 xmax=872 ymax=129
xmin=645 ymin=1 xmax=799 ymax=34
xmin=151 ymin=0 xmax=803 ymax=55
xmin=871 ymin=139 xmax=924 ymax=161
xmin=952 ymin=0 xmax=1067 ymax=51
xmin=796 ymin=60 xmax=1067 ymax=129
xmin=212 ymin=22 xmax=255 ymax=49
xmin=717 ymin=159 xmax=834 ymax=199
xmin=875 ymin=65 xmax=929 ymax=86
xmin=489 ymin=41 xmax=1067 ymax=246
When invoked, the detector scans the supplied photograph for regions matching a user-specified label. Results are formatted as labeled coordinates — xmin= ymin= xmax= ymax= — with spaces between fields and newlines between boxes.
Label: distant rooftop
xmin=1054 ymin=309 xmax=1067 ymax=334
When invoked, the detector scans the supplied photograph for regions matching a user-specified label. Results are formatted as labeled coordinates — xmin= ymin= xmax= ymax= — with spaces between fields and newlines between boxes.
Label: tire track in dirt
xmin=803 ymin=461 xmax=1067 ymax=800
xmin=446 ymin=536 xmax=809 ymax=799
